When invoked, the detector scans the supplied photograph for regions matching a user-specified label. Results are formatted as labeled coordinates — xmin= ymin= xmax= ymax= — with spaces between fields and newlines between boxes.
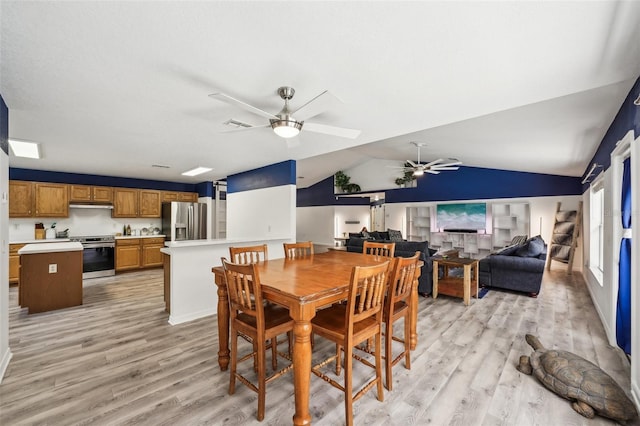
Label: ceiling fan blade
xmin=292 ymin=90 xmax=342 ymax=121
xmin=437 ymin=160 xmax=463 ymax=167
xmin=423 ymin=158 xmax=444 ymax=168
xmin=425 ymin=169 xmax=440 ymax=174
xmin=303 ymin=122 xmax=361 ymax=139
xmin=209 ymin=92 xmax=278 ymax=119
xmin=406 ymin=160 xmax=418 ymax=167
xmin=431 ymin=166 xmax=460 ymax=171
xmin=220 ymin=119 xmax=270 ymax=133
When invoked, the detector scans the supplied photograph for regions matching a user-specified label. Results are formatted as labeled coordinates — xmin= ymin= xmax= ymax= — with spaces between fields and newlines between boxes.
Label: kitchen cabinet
xmin=162 ymin=191 xmax=198 ymax=203
xmin=142 ymin=237 xmax=165 ymax=267
xmin=69 ymin=184 xmax=113 ymax=203
xmin=115 ymin=238 xmax=142 ymax=271
xmin=9 ymin=181 xmax=33 ymax=217
xmin=9 ymin=243 xmax=25 ymax=285
xmin=139 ymin=190 xmax=161 ymax=217
xmin=9 ymin=181 xmax=69 ymax=218
xmin=116 ymin=237 xmax=165 ymax=271
xmin=113 ymin=188 xmax=162 ymax=218
xmin=34 ymin=182 xmax=69 ymax=217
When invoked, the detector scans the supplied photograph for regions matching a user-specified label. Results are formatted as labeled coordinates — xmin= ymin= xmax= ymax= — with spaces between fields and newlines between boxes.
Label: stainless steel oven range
xmin=70 ymin=235 xmax=115 ymax=279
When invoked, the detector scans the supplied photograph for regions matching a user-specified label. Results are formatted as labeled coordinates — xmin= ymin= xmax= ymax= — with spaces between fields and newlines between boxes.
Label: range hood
xmin=69 ymin=203 xmax=114 ymax=209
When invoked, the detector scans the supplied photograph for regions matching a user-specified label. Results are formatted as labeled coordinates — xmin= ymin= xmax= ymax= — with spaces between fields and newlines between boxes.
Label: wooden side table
xmin=432 ymin=256 xmax=479 ymax=306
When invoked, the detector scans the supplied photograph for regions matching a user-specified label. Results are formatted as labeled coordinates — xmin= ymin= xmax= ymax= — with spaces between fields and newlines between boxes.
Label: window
xmin=589 ymin=177 xmax=604 ymax=284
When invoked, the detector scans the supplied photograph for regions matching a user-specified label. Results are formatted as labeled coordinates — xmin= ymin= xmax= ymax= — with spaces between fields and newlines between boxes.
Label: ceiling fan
xmin=209 ymin=86 xmax=361 ymax=140
xmin=392 ymin=142 xmax=462 ymax=176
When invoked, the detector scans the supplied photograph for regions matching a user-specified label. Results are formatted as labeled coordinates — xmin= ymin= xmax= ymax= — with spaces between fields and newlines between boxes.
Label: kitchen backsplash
xmin=9 ymin=208 xmax=161 ymax=241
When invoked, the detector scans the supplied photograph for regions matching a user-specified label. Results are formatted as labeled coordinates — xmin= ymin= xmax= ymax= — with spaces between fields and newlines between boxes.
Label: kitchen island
xmin=160 ymin=238 xmax=291 ymax=325
xmin=18 ymin=242 xmax=83 ymax=314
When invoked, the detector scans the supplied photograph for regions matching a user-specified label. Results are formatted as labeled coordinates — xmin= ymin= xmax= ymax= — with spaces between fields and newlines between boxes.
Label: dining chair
xmin=363 ymin=241 xmax=395 ymax=257
xmin=229 ymin=244 xmax=268 ymax=264
xmin=283 ymin=241 xmax=314 ymax=259
xmin=221 ymin=257 xmax=294 ymax=421
xmin=311 ymin=260 xmax=391 ymax=426
xmin=382 ymin=252 xmax=420 ymax=390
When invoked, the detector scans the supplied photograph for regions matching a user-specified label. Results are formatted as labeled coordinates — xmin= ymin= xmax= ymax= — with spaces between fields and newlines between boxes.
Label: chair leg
xmin=344 ymin=344 xmax=354 ymax=426
xmin=229 ymin=329 xmax=238 ymax=395
xmin=257 ymin=338 xmax=266 ymax=421
xmin=271 ymin=337 xmax=277 ymax=371
xmin=335 ymin=343 xmax=342 ymax=375
xmin=375 ymin=332 xmax=384 ymax=402
xmin=404 ymin=315 xmax=411 ymax=371
xmin=384 ymin=321 xmax=393 ymax=391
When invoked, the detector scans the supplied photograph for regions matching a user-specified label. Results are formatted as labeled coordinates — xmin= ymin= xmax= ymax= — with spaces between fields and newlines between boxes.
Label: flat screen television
xmin=436 ymin=202 xmax=487 ymax=232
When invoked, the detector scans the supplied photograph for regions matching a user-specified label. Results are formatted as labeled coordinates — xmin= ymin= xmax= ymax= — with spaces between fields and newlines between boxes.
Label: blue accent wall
xmin=227 ymin=160 xmax=295 ymax=193
xmin=196 ymin=181 xmax=213 ymax=198
xmin=582 ymin=76 xmax=640 ymax=190
xmin=297 ymin=176 xmax=370 ymax=207
xmin=298 ymin=167 xmax=582 ymax=207
xmin=0 ymin=94 xmax=7 ymax=156
xmin=9 ymin=168 xmax=199 ymax=192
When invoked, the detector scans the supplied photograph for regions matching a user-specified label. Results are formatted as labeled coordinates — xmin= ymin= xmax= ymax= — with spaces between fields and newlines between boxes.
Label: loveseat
xmin=346 ymin=231 xmax=435 ymax=296
xmin=478 ymin=235 xmax=547 ymax=297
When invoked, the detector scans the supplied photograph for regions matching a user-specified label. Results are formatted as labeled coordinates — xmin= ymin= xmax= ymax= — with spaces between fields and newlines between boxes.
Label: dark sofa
xmin=478 ymin=235 xmax=547 ymax=297
xmin=346 ymin=232 xmax=435 ymax=296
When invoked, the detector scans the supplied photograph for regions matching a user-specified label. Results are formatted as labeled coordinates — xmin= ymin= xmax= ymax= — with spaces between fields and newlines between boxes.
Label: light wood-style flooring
xmin=1 ymin=268 xmax=637 ymax=425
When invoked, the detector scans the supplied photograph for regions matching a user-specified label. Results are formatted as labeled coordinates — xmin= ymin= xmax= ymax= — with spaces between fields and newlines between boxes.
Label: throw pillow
xmin=388 ymin=229 xmax=403 ymax=242
xmin=516 ymin=235 xmax=545 ymax=257
xmin=362 ymin=231 xmax=371 ymax=239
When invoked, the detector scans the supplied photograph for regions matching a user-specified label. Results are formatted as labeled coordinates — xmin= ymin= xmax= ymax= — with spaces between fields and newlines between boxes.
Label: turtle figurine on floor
xmin=517 ymin=334 xmax=638 ymax=423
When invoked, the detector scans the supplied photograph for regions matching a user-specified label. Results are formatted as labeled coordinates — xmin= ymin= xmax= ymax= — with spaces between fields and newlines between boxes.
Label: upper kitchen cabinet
xmin=112 ymin=188 xmax=162 ymax=218
xmin=34 ymin=183 xmax=69 ymax=217
xmin=139 ymin=190 xmax=161 ymax=217
xmin=112 ymin=188 xmax=139 ymax=217
xmin=161 ymin=191 xmax=198 ymax=203
xmin=9 ymin=181 xmax=69 ymax=218
xmin=9 ymin=180 xmax=33 ymax=217
xmin=69 ymin=184 xmax=113 ymax=203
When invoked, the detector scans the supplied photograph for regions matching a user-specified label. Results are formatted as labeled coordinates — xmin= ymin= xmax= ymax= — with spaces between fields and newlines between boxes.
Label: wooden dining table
xmin=211 ymin=250 xmax=421 ymax=425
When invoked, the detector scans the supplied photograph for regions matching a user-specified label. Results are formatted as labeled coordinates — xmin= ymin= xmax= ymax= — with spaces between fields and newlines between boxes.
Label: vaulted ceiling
xmin=2 ymin=1 xmax=639 ymax=187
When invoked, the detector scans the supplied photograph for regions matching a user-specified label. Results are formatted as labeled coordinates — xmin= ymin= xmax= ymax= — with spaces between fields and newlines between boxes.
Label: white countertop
xmin=11 ymin=238 xmax=71 ymax=245
xmin=18 ymin=242 xmax=84 ymax=254
xmin=116 ymin=235 xmax=165 ymax=240
xmin=162 ymin=236 xmax=290 ymax=249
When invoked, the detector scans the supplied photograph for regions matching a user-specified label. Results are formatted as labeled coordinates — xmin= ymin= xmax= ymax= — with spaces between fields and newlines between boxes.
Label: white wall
xmin=227 ymin=185 xmax=296 ymax=240
xmin=0 ymin=149 xmax=11 ymax=383
xmin=9 ymin=209 xmax=161 ymax=241
xmin=297 ymin=206 xmax=334 ymax=246
xmin=334 ymin=205 xmax=370 ymax=237
xmin=345 ymin=158 xmax=404 ymax=192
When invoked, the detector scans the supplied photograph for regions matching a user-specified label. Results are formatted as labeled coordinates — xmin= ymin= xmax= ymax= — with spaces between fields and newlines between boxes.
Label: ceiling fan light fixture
xmin=413 ymin=169 xmax=424 ymax=177
xmin=271 ymin=119 xmax=303 ymax=138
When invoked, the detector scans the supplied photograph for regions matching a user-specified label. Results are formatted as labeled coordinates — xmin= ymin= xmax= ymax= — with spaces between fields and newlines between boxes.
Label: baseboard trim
xmin=168 ymin=308 xmax=216 ymax=326
xmin=0 ymin=348 xmax=13 ymax=384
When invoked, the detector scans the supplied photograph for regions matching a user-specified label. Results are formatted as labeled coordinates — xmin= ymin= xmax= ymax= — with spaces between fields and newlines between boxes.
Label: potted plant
xmin=334 ymin=171 xmax=361 ymax=193
xmin=395 ymin=166 xmax=417 ymax=188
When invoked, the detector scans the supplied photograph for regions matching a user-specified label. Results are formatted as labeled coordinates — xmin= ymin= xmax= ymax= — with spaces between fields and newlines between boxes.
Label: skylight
xmin=9 ymin=139 xmax=41 ymax=159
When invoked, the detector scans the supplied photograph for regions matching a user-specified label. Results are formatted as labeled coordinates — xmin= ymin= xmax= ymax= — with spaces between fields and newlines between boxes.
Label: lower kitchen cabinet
xmin=116 ymin=237 xmax=165 ymax=272
xmin=9 ymin=244 xmax=25 ymax=285
xmin=115 ymin=239 xmax=142 ymax=271
xmin=142 ymin=237 xmax=165 ymax=267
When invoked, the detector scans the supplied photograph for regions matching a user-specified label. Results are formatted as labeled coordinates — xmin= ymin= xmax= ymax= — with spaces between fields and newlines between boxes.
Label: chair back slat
xmin=230 ymin=244 xmax=268 ymax=264
xmin=348 ymin=261 xmax=391 ymax=326
xmin=363 ymin=241 xmax=396 ymax=257
xmin=283 ymin=241 xmax=314 ymax=259
xmin=387 ymin=252 xmax=420 ymax=310
xmin=222 ymin=258 xmax=263 ymax=321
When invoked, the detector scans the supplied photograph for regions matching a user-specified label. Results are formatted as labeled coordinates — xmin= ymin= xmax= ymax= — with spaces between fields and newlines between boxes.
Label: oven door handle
xmin=82 ymin=243 xmax=115 ymax=249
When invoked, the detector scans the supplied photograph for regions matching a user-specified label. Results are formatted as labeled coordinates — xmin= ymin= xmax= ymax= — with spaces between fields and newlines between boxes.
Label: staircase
xmin=546 ymin=201 xmax=582 ymax=274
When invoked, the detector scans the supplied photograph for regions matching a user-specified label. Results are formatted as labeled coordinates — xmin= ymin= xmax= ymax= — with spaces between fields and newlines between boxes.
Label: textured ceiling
xmin=1 ymin=1 xmax=639 ymax=187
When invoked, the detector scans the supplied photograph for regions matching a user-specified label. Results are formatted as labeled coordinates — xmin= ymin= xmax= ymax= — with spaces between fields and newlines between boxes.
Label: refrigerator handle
xmin=188 ymin=204 xmax=193 ymax=240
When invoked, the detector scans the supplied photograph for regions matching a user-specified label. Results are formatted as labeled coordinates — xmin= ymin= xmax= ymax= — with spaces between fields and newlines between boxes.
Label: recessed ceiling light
xmin=182 ymin=166 xmax=213 ymax=177
xmin=9 ymin=139 xmax=41 ymax=159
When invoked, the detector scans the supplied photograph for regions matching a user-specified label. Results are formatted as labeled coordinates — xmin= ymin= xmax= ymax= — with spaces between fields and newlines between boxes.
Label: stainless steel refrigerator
xmin=161 ymin=202 xmax=208 ymax=241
